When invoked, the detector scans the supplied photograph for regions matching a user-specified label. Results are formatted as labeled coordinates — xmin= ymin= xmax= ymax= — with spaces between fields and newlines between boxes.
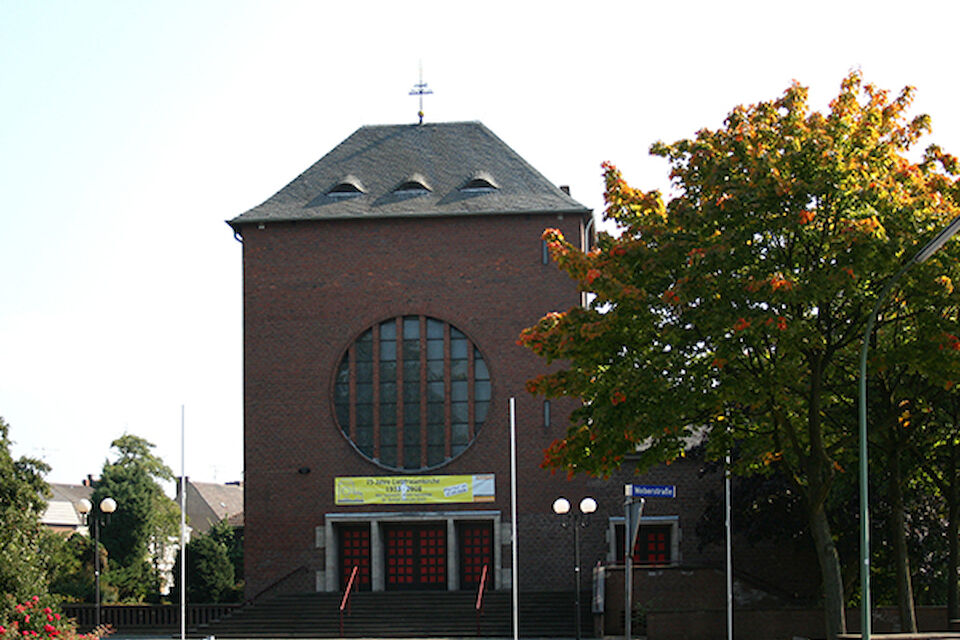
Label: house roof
xmin=180 ymin=480 xmax=244 ymax=533
xmin=229 ymin=121 xmax=590 ymax=227
xmin=41 ymin=483 xmax=93 ymax=528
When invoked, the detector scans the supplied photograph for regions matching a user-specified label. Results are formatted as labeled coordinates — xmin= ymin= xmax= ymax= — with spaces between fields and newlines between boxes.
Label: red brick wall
xmin=240 ymin=212 xmax=599 ymax=597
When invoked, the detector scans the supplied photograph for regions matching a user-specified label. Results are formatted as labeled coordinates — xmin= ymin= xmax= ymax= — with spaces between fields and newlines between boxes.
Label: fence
xmin=62 ymin=604 xmax=240 ymax=633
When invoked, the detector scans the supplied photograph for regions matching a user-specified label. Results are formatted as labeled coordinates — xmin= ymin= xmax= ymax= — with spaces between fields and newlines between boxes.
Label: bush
xmin=0 ymin=594 xmax=109 ymax=640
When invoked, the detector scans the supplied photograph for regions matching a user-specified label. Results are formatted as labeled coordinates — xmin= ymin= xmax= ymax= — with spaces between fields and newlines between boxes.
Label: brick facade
xmin=239 ymin=211 xmax=605 ymax=597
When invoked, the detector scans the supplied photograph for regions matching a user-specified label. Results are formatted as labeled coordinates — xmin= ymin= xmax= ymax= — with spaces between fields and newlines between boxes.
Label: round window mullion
xmin=401 ymin=316 xmax=422 ymax=470
xmin=467 ymin=342 xmax=476 ymax=442
xmin=395 ymin=316 xmax=405 ymax=467
xmin=335 ymin=316 xmax=489 ymax=471
xmin=383 ymin=317 xmax=400 ymax=469
xmin=444 ymin=324 xmax=452 ymax=460
xmin=419 ymin=315 xmax=428 ymax=468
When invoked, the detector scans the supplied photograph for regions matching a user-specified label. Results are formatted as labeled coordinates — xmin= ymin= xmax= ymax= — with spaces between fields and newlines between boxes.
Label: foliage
xmin=0 ymin=594 xmax=108 ymax=640
xmin=93 ymin=435 xmax=179 ymax=602
xmin=0 ymin=417 xmax=53 ymax=600
xmin=170 ymin=521 xmax=241 ymax=604
xmin=46 ymin=533 xmax=105 ymax=603
xmin=206 ymin=520 xmax=243 ymax=585
xmin=695 ymin=457 xmax=809 ymax=552
xmin=520 ymin=72 xmax=960 ymax=637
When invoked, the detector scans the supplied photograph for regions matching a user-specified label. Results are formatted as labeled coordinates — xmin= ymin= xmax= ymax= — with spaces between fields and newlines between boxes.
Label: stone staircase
xmin=190 ymin=590 xmax=591 ymax=638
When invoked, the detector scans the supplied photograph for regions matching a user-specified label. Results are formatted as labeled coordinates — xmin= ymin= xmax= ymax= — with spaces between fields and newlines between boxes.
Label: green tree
xmin=520 ymin=73 xmax=960 ymax=639
xmin=913 ymin=388 xmax=960 ymax=617
xmin=93 ymin=435 xmax=179 ymax=602
xmin=45 ymin=531 xmax=111 ymax=603
xmin=206 ymin=520 xmax=243 ymax=587
xmin=171 ymin=521 xmax=241 ymax=603
xmin=0 ymin=416 xmax=53 ymax=600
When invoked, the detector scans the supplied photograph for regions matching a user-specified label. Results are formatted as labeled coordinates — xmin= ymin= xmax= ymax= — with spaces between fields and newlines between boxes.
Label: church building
xmin=229 ymin=120 xmax=602 ymax=598
xmin=227 ymin=121 xmax=821 ymax=639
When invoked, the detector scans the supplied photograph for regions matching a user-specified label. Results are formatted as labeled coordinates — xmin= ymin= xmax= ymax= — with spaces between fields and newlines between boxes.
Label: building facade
xmin=230 ymin=121 xmax=601 ymax=598
xmin=228 ymin=122 xmax=816 ymax=616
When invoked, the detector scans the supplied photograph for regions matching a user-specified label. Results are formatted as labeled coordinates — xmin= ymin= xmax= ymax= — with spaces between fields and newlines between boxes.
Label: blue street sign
xmin=628 ymin=484 xmax=676 ymax=498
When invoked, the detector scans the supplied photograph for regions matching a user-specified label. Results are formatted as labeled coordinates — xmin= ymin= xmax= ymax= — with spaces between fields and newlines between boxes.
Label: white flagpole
xmin=509 ymin=397 xmax=519 ymax=640
xmin=726 ymin=449 xmax=733 ymax=640
xmin=180 ymin=405 xmax=186 ymax=640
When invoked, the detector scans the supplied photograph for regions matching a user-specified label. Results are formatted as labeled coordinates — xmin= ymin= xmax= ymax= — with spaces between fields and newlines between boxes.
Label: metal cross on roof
xmin=409 ymin=64 xmax=433 ymax=125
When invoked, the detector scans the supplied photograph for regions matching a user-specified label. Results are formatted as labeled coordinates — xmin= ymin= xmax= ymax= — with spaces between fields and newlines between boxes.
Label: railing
xmin=475 ymin=564 xmax=488 ymax=636
xmin=249 ymin=564 xmax=311 ymax=602
xmin=339 ymin=565 xmax=360 ymax=637
xmin=62 ymin=603 xmax=240 ymax=633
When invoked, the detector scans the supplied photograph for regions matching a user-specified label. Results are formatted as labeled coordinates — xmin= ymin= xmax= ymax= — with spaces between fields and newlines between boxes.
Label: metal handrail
xmin=249 ymin=564 xmax=309 ymax=603
xmin=339 ymin=565 xmax=360 ymax=636
xmin=475 ymin=564 xmax=488 ymax=636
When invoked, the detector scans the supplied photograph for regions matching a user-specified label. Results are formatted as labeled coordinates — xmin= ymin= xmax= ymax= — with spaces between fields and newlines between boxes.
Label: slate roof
xmin=229 ymin=121 xmax=590 ymax=226
xmin=191 ymin=481 xmax=244 ymax=522
xmin=177 ymin=480 xmax=244 ymax=534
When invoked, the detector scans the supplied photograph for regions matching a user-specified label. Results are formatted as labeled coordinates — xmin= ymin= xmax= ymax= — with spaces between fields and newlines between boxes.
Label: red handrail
xmin=475 ymin=564 xmax=488 ymax=636
xmin=475 ymin=564 xmax=488 ymax=611
xmin=339 ymin=565 xmax=360 ymax=636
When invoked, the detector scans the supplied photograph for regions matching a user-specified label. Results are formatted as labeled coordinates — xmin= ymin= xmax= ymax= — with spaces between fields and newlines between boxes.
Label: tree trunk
xmin=888 ymin=451 xmax=917 ymax=632
xmin=809 ymin=501 xmax=847 ymax=640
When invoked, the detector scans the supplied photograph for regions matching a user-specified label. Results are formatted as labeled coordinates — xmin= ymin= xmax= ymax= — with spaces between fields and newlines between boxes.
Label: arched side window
xmin=334 ymin=316 xmax=491 ymax=471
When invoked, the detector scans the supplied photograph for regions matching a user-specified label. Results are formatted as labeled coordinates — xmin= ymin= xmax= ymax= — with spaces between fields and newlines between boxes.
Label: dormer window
xmin=393 ymin=173 xmax=431 ymax=194
xmin=460 ymin=172 xmax=498 ymax=192
xmin=327 ymin=175 xmax=365 ymax=198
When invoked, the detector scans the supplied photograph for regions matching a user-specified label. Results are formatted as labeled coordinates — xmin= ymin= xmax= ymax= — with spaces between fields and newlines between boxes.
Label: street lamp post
xmin=553 ymin=496 xmax=597 ymax=640
xmin=76 ymin=497 xmax=118 ymax=628
xmin=859 ymin=214 xmax=960 ymax=640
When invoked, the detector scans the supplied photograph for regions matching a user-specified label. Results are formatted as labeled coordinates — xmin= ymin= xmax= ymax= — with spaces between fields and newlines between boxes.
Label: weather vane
xmin=409 ymin=63 xmax=433 ymax=125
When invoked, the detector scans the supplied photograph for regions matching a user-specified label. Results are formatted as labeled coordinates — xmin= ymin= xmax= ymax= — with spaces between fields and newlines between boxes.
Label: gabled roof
xmin=41 ymin=483 xmax=93 ymax=528
xmin=190 ymin=480 xmax=244 ymax=521
xmin=230 ymin=121 xmax=590 ymax=226
xmin=176 ymin=479 xmax=244 ymax=534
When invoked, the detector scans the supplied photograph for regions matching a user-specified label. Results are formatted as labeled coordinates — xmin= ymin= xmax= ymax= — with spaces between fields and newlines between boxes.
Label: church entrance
xmin=384 ymin=523 xmax=447 ymax=590
xmin=325 ymin=512 xmax=501 ymax=593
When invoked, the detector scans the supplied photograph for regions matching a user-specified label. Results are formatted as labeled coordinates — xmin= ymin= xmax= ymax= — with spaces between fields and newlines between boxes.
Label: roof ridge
xmin=357 ymin=120 xmax=483 ymax=130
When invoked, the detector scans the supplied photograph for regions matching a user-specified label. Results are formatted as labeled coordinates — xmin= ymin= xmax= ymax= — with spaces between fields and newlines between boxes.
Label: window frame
xmin=607 ymin=515 xmax=681 ymax=567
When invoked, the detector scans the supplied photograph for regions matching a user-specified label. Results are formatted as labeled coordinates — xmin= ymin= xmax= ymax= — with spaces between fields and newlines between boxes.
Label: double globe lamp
xmin=553 ymin=496 xmax=597 ymax=640
xmin=76 ymin=497 xmax=117 ymax=628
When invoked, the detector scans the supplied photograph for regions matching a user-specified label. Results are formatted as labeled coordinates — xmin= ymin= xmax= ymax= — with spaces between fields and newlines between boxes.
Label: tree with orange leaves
xmin=520 ymin=72 xmax=960 ymax=639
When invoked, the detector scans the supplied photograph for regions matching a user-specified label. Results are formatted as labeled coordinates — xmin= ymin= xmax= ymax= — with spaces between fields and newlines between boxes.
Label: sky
xmin=2 ymin=0 xmax=959 ymax=489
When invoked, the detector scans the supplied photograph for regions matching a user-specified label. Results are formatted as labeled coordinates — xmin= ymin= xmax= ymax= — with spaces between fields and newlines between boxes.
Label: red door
xmin=339 ymin=524 xmax=371 ymax=591
xmin=384 ymin=523 xmax=447 ymax=590
xmin=459 ymin=522 xmax=492 ymax=589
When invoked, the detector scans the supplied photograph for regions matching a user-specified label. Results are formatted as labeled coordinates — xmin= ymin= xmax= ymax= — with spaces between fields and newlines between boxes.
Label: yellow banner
xmin=335 ymin=474 xmax=495 ymax=505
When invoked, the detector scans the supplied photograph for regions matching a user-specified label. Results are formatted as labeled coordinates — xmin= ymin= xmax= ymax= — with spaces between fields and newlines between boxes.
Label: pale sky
xmin=2 ymin=0 xmax=958 ymax=488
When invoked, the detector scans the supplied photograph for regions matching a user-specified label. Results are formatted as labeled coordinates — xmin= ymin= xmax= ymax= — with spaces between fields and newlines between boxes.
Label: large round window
xmin=333 ymin=315 xmax=491 ymax=470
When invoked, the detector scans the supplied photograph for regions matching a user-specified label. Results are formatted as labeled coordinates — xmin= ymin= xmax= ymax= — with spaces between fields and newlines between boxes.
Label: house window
xmin=334 ymin=316 xmax=491 ymax=471
xmin=611 ymin=516 xmax=679 ymax=566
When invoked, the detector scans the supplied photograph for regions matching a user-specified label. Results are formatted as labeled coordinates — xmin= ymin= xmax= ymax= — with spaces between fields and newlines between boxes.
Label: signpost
xmin=624 ymin=485 xmax=675 ymax=639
